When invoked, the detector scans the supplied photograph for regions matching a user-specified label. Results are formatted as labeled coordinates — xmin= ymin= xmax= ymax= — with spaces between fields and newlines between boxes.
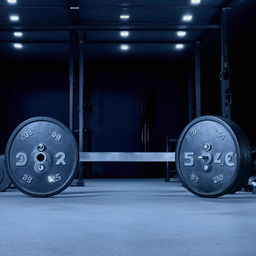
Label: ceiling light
xmin=7 ymin=0 xmax=17 ymax=4
xmin=177 ymin=31 xmax=187 ymax=37
xmin=120 ymin=31 xmax=129 ymax=37
xmin=175 ymin=44 xmax=184 ymax=50
xmin=13 ymin=31 xmax=23 ymax=37
xmin=182 ymin=14 xmax=193 ymax=22
xmin=9 ymin=15 xmax=19 ymax=22
xmin=13 ymin=43 xmax=23 ymax=49
xmin=70 ymin=6 xmax=79 ymax=10
xmin=191 ymin=0 xmax=201 ymax=4
xmin=120 ymin=14 xmax=130 ymax=20
xmin=120 ymin=44 xmax=129 ymax=51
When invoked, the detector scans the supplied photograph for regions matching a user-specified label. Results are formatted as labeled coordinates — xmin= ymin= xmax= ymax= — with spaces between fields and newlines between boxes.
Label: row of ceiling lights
xmin=118 ymin=0 xmax=201 ymax=51
xmin=6 ymin=0 xmax=23 ymax=49
xmin=7 ymin=0 xmax=201 ymax=51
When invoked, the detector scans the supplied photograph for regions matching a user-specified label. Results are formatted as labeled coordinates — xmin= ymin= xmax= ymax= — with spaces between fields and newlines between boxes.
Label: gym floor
xmin=1 ymin=179 xmax=256 ymax=256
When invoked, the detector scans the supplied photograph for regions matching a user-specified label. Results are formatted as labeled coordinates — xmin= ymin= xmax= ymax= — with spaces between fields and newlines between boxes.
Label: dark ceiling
xmin=0 ymin=0 xmax=254 ymax=61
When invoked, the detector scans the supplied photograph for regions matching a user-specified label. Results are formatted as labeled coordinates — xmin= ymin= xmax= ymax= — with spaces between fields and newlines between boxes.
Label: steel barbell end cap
xmin=198 ymin=155 xmax=209 ymax=160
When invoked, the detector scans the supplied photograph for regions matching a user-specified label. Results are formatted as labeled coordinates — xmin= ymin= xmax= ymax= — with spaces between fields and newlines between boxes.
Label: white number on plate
xmin=52 ymin=131 xmax=62 ymax=142
xmin=16 ymin=152 xmax=28 ymax=166
xmin=20 ymin=129 xmax=33 ymax=140
xmin=55 ymin=152 xmax=66 ymax=166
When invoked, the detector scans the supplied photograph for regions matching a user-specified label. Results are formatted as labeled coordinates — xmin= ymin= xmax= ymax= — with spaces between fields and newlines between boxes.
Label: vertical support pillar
xmin=77 ymin=32 xmax=85 ymax=186
xmin=188 ymin=66 xmax=194 ymax=121
xmin=69 ymin=32 xmax=75 ymax=132
xmin=195 ymin=41 xmax=201 ymax=117
xmin=220 ymin=7 xmax=232 ymax=119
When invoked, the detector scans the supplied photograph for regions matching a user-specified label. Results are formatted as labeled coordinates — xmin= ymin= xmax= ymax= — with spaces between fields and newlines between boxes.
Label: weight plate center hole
xmin=37 ymin=153 xmax=46 ymax=162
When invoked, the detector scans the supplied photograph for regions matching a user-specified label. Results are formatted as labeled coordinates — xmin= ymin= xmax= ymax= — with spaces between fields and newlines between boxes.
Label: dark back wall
xmin=0 ymin=61 xmax=69 ymax=149
xmin=0 ymin=59 xmax=189 ymax=177
xmin=86 ymin=62 xmax=188 ymax=177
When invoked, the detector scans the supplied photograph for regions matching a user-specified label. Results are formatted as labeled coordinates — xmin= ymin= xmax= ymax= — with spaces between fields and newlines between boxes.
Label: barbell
xmin=0 ymin=115 xmax=254 ymax=198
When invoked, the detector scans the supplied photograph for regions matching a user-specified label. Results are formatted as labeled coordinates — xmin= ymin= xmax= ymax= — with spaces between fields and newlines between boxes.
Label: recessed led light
xmin=182 ymin=14 xmax=193 ymax=22
xmin=177 ymin=31 xmax=187 ymax=37
xmin=120 ymin=44 xmax=129 ymax=51
xmin=120 ymin=14 xmax=130 ymax=20
xmin=191 ymin=0 xmax=201 ymax=4
xmin=13 ymin=31 xmax=23 ymax=37
xmin=120 ymin=31 xmax=129 ymax=37
xmin=175 ymin=44 xmax=184 ymax=50
xmin=9 ymin=15 xmax=19 ymax=22
xmin=13 ymin=43 xmax=23 ymax=49
xmin=70 ymin=6 xmax=79 ymax=10
xmin=7 ymin=0 xmax=17 ymax=4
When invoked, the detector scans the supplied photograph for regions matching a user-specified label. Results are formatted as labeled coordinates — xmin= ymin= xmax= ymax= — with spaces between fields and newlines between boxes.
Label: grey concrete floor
xmin=1 ymin=179 xmax=256 ymax=256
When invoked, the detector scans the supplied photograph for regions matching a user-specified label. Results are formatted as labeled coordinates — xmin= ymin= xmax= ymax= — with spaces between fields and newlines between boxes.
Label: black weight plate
xmin=226 ymin=120 xmax=251 ymax=194
xmin=5 ymin=117 xmax=78 ymax=197
xmin=176 ymin=116 xmax=251 ymax=198
xmin=0 ymin=155 xmax=12 ymax=192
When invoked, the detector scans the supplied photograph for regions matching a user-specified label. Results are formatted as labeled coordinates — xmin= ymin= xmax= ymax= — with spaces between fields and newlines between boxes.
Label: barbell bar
xmin=2 ymin=115 xmax=254 ymax=198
